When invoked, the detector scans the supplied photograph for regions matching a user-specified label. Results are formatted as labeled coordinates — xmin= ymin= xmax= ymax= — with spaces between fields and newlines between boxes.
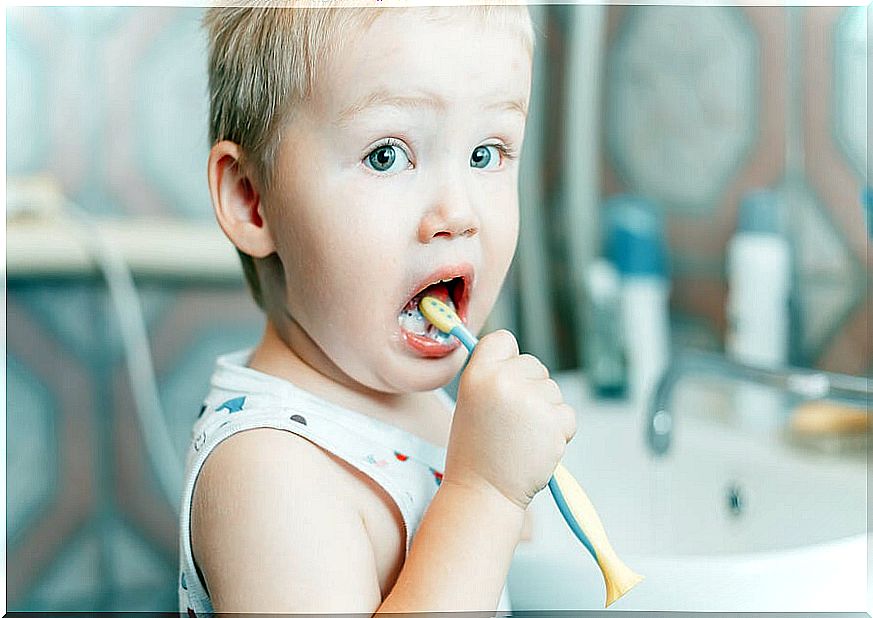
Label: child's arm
xmin=192 ymin=428 xmax=525 ymax=614
xmin=377 ymin=477 xmax=526 ymax=612
xmin=192 ymin=428 xmax=383 ymax=613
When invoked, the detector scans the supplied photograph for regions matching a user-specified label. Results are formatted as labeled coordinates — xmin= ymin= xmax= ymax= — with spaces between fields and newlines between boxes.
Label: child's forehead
xmin=317 ymin=9 xmax=532 ymax=94
xmin=264 ymin=6 xmax=534 ymax=134
xmin=325 ymin=6 xmax=533 ymax=62
xmin=314 ymin=15 xmax=532 ymax=122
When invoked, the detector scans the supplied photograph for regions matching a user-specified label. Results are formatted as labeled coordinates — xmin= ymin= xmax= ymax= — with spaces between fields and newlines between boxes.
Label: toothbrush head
xmin=419 ymin=296 xmax=464 ymax=334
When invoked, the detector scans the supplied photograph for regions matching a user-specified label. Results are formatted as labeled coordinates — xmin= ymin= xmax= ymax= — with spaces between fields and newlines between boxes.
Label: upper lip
xmin=401 ymin=262 xmax=474 ymax=314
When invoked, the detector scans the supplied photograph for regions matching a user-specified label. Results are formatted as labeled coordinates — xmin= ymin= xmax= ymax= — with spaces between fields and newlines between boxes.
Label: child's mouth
xmin=398 ymin=268 xmax=470 ymax=357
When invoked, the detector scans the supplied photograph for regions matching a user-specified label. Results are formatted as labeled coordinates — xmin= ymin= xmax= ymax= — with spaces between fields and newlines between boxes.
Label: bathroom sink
xmin=508 ymin=372 xmax=868 ymax=612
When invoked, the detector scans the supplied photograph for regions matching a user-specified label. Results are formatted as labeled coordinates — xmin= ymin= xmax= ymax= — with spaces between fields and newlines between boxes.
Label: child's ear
xmin=207 ymin=140 xmax=276 ymax=259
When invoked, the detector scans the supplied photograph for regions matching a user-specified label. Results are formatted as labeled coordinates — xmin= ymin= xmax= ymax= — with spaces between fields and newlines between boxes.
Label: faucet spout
xmin=645 ymin=349 xmax=871 ymax=457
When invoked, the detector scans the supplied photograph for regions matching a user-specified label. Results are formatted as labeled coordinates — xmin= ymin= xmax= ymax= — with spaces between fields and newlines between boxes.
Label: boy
xmin=179 ymin=2 xmax=577 ymax=614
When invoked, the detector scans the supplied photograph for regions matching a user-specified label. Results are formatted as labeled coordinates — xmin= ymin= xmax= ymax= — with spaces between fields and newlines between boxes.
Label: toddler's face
xmin=264 ymin=8 xmax=531 ymax=393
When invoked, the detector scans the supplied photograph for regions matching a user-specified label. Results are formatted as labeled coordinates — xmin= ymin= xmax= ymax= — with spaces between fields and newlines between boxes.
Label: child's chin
xmin=393 ymin=358 xmax=463 ymax=392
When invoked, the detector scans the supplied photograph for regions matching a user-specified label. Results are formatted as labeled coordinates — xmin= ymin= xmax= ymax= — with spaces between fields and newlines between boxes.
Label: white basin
xmin=508 ymin=373 xmax=868 ymax=612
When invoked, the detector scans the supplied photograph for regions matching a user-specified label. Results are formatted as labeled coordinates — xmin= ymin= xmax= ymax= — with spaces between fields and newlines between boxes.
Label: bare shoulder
xmin=191 ymin=427 xmax=382 ymax=613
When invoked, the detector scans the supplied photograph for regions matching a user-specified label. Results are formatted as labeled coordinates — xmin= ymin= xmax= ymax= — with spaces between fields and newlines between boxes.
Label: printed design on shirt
xmin=428 ymin=466 xmax=444 ymax=486
xmin=386 ymin=451 xmax=444 ymax=486
xmin=197 ymin=404 xmax=207 ymax=418
xmin=289 ymin=414 xmax=307 ymax=425
xmin=364 ymin=454 xmax=389 ymax=467
xmin=180 ymin=572 xmax=187 ymax=590
xmin=216 ymin=396 xmax=246 ymax=413
xmin=193 ymin=431 xmax=207 ymax=452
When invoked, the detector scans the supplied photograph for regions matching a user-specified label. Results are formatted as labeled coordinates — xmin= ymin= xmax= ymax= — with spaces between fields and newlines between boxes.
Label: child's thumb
xmin=468 ymin=329 xmax=519 ymax=365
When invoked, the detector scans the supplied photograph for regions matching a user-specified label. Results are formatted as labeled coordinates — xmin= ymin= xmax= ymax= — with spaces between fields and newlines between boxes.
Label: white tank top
xmin=178 ymin=347 xmax=512 ymax=614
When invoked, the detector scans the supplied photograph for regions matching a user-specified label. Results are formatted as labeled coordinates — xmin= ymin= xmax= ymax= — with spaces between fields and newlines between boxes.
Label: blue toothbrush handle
xmin=450 ymin=325 xmax=597 ymax=562
xmin=449 ymin=324 xmax=479 ymax=352
xmin=548 ymin=476 xmax=598 ymax=561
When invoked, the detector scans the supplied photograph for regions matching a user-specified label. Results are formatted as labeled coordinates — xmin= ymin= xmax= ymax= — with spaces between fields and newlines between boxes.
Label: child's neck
xmin=247 ymin=318 xmax=446 ymax=430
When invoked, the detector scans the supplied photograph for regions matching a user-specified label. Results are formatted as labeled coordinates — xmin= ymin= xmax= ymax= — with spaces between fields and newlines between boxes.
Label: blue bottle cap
xmin=737 ymin=189 xmax=784 ymax=235
xmin=603 ymin=194 xmax=668 ymax=278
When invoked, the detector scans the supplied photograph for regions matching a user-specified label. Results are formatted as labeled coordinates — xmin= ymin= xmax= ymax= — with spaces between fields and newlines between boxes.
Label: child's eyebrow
xmin=337 ymin=89 xmax=528 ymax=125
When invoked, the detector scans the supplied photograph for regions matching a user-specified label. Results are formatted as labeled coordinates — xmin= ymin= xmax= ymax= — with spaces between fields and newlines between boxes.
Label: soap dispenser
xmin=604 ymin=195 xmax=671 ymax=405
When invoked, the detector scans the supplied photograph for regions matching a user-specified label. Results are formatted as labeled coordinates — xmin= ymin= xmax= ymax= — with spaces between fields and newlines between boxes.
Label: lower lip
xmin=400 ymin=329 xmax=462 ymax=357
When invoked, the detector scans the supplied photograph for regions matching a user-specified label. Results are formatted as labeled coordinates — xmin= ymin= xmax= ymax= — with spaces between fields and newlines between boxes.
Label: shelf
xmin=7 ymin=215 xmax=244 ymax=281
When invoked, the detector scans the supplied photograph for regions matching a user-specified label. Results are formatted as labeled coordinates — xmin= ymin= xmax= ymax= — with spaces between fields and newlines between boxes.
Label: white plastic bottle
xmin=604 ymin=195 xmax=671 ymax=406
xmin=726 ymin=190 xmax=791 ymax=432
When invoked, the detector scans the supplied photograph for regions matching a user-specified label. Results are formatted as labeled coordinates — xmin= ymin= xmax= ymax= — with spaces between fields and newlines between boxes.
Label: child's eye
xmin=470 ymin=144 xmax=507 ymax=170
xmin=364 ymin=140 xmax=412 ymax=174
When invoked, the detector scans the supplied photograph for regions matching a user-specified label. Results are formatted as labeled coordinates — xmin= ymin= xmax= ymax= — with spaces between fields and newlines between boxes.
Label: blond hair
xmin=204 ymin=1 xmax=535 ymax=312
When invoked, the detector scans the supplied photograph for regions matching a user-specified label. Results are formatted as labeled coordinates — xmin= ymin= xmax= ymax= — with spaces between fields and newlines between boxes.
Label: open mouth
xmin=398 ymin=266 xmax=471 ymax=356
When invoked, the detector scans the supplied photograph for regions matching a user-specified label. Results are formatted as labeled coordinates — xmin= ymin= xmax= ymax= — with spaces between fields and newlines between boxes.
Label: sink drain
xmin=726 ymin=482 xmax=744 ymax=517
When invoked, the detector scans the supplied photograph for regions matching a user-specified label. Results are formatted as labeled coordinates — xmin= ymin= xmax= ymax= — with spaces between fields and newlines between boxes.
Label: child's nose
xmin=418 ymin=193 xmax=480 ymax=243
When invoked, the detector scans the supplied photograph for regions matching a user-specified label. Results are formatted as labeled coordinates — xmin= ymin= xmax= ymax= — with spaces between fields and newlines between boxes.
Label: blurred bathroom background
xmin=6 ymin=5 xmax=870 ymax=611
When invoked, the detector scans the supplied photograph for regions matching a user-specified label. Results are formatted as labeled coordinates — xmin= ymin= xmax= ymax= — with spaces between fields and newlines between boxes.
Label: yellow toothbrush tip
xmin=419 ymin=296 xmax=463 ymax=334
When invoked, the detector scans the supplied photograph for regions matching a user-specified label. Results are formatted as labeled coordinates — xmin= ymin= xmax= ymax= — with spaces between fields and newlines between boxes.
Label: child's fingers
xmin=512 ymin=353 xmax=549 ymax=380
xmin=541 ymin=378 xmax=564 ymax=405
xmin=555 ymin=402 xmax=578 ymax=443
xmin=469 ymin=329 xmax=519 ymax=365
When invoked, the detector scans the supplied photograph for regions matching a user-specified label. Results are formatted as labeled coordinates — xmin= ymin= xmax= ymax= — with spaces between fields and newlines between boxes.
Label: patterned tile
xmin=102 ymin=285 xmax=178 ymax=367
xmin=133 ymin=9 xmax=211 ymax=218
xmin=6 ymin=299 xmax=98 ymax=606
xmin=24 ymin=529 xmax=101 ymax=610
xmin=45 ymin=6 xmax=128 ymax=34
xmin=607 ymin=6 xmax=757 ymax=211
xmin=832 ymin=5 xmax=870 ymax=178
xmin=6 ymin=355 xmax=59 ymax=545
xmin=779 ymin=181 xmax=865 ymax=362
xmin=11 ymin=283 xmax=105 ymax=361
xmin=106 ymin=522 xmax=174 ymax=597
xmin=6 ymin=15 xmax=50 ymax=174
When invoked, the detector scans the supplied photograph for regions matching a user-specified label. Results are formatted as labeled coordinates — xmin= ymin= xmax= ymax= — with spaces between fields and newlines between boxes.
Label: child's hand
xmin=442 ymin=330 xmax=577 ymax=512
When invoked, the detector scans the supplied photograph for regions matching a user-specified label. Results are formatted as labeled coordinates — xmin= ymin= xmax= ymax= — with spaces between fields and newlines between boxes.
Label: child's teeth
xmin=425 ymin=323 xmax=450 ymax=343
xmin=399 ymin=305 xmax=454 ymax=344
xmin=399 ymin=309 xmax=428 ymax=334
xmin=400 ymin=282 xmax=460 ymax=344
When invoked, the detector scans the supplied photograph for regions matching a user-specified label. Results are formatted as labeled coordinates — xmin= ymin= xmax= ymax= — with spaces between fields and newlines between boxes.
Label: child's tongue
xmin=398 ymin=281 xmax=455 ymax=340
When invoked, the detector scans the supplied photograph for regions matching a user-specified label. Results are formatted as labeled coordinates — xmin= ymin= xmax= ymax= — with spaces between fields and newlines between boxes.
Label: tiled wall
xmin=7 ymin=7 xmax=212 ymax=218
xmin=7 ymin=7 xmax=264 ymax=610
xmin=6 ymin=5 xmax=869 ymax=611
xmin=7 ymin=281 xmax=264 ymax=610
xmin=599 ymin=6 xmax=870 ymax=375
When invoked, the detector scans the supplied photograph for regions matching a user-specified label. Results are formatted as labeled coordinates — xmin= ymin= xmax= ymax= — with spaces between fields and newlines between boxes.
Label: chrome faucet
xmin=646 ymin=349 xmax=871 ymax=457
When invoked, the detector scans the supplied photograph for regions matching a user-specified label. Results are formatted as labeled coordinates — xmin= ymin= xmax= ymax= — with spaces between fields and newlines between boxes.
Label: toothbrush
xmin=419 ymin=295 xmax=644 ymax=607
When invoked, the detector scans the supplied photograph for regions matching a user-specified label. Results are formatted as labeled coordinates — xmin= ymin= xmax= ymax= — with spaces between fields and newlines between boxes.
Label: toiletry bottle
xmin=582 ymin=258 xmax=628 ymax=399
xmin=726 ymin=190 xmax=791 ymax=432
xmin=604 ymin=195 xmax=671 ymax=406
